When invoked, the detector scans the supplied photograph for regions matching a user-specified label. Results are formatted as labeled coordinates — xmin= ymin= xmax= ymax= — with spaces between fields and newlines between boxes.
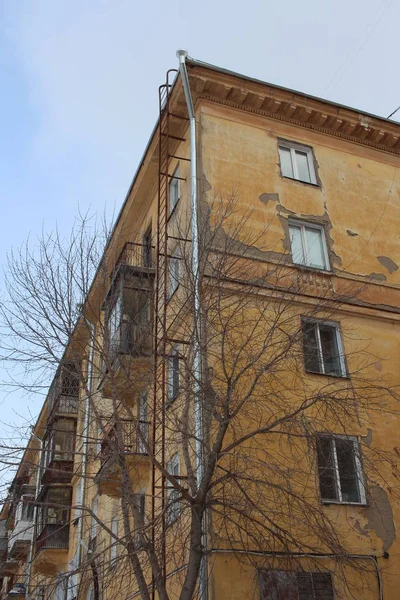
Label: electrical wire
xmin=324 ymin=0 xmax=394 ymax=96
xmin=387 ymin=105 xmax=400 ymax=120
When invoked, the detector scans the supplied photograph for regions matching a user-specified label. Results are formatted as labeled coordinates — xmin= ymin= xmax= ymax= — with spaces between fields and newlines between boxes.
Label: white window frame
xmin=167 ymin=453 xmax=180 ymax=524
xmin=288 ymin=219 xmax=330 ymax=271
xmin=278 ymin=140 xmax=317 ymax=184
xmin=110 ymin=515 xmax=118 ymax=565
xmin=167 ymin=345 xmax=180 ymax=402
xmin=302 ymin=318 xmax=347 ymax=377
xmin=91 ymin=496 xmax=98 ymax=540
xmin=318 ymin=435 xmax=366 ymax=505
xmin=168 ymin=247 xmax=180 ymax=299
xmin=169 ymin=166 xmax=180 ymax=215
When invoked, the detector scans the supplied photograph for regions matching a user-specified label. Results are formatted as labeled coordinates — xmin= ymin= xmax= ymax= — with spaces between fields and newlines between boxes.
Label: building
xmin=1 ymin=51 xmax=400 ymax=600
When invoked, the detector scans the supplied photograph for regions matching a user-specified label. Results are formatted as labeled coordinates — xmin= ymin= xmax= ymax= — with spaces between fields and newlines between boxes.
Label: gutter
xmin=77 ymin=318 xmax=95 ymax=573
xmin=177 ymin=50 xmax=207 ymax=600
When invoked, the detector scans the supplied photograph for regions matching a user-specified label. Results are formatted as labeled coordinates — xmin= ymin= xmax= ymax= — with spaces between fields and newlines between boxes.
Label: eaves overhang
xmin=186 ymin=57 xmax=400 ymax=155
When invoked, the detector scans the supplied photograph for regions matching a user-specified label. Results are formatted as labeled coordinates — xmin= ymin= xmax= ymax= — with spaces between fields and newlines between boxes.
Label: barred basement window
xmin=302 ymin=319 xmax=346 ymax=377
xmin=259 ymin=570 xmax=334 ymax=600
xmin=317 ymin=435 xmax=366 ymax=504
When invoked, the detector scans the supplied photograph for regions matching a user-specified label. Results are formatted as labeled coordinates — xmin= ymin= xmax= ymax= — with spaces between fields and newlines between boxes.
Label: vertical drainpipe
xmin=77 ymin=318 xmax=95 ymax=576
xmin=26 ymin=433 xmax=42 ymax=600
xmin=176 ymin=50 xmax=207 ymax=600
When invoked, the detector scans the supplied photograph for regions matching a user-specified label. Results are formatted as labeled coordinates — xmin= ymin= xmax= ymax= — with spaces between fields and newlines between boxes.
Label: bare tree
xmin=0 ymin=196 xmax=398 ymax=600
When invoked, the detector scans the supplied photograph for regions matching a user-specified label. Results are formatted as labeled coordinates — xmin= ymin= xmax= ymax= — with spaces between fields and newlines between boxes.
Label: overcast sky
xmin=0 ymin=0 xmax=399 ymax=454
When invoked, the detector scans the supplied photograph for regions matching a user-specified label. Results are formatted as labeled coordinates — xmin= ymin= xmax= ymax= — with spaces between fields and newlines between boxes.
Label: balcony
xmin=41 ymin=419 xmax=76 ymax=484
xmin=48 ymin=364 xmax=79 ymax=419
xmin=47 ymin=362 xmax=79 ymax=421
xmin=101 ymin=244 xmax=154 ymax=399
xmin=95 ymin=419 xmax=150 ymax=497
xmin=8 ymin=519 xmax=33 ymax=559
xmin=0 ymin=520 xmax=8 ymax=561
xmin=33 ymin=486 xmax=71 ymax=575
xmin=0 ymin=558 xmax=19 ymax=576
xmin=6 ymin=581 xmax=26 ymax=600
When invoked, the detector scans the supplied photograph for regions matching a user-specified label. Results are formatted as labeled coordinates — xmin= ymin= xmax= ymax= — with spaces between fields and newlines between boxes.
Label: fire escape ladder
xmin=151 ymin=68 xmax=190 ymax=593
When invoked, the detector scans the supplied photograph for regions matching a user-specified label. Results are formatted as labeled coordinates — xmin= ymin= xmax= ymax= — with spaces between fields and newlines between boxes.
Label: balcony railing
xmin=35 ymin=524 xmax=69 ymax=554
xmin=47 ymin=365 xmax=79 ymax=420
xmin=6 ymin=581 xmax=26 ymax=599
xmin=99 ymin=420 xmax=149 ymax=467
xmin=113 ymin=242 xmax=155 ymax=275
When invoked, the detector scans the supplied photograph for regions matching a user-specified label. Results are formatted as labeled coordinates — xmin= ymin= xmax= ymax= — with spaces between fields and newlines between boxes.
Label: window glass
xmin=167 ymin=455 xmax=180 ymax=523
xmin=168 ymin=252 xmax=180 ymax=298
xmin=302 ymin=322 xmax=320 ymax=373
xmin=168 ymin=347 xmax=180 ymax=401
xmin=317 ymin=436 xmax=363 ymax=504
xmin=289 ymin=225 xmax=305 ymax=265
xmin=316 ymin=437 xmax=338 ymax=501
xmin=305 ymin=227 xmax=326 ymax=269
xmin=295 ymin=150 xmax=312 ymax=183
xmin=335 ymin=438 xmax=360 ymax=502
xmin=319 ymin=325 xmax=341 ymax=376
xmin=279 ymin=147 xmax=294 ymax=178
xmin=169 ymin=168 xmax=180 ymax=214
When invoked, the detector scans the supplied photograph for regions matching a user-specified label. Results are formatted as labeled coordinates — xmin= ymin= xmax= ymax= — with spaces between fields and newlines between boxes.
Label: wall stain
xmin=368 ymin=272 xmax=387 ymax=282
xmin=259 ymin=193 xmax=279 ymax=206
xmin=355 ymin=484 xmax=396 ymax=552
xmin=377 ymin=256 xmax=398 ymax=274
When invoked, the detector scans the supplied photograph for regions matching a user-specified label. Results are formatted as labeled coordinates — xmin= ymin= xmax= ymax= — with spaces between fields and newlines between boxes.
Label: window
xmin=138 ymin=391 xmax=148 ymax=454
xmin=142 ymin=226 xmax=152 ymax=267
xmin=259 ymin=570 xmax=334 ymax=600
xmin=168 ymin=248 xmax=180 ymax=299
xmin=110 ymin=516 xmax=118 ymax=565
xmin=167 ymin=346 xmax=180 ymax=402
xmin=169 ymin=167 xmax=180 ymax=215
xmin=91 ymin=496 xmax=98 ymax=540
xmin=302 ymin=319 xmax=346 ymax=377
xmin=278 ymin=141 xmax=317 ymax=184
xmin=167 ymin=454 xmax=180 ymax=524
xmin=317 ymin=435 xmax=366 ymax=504
xmin=289 ymin=220 xmax=329 ymax=270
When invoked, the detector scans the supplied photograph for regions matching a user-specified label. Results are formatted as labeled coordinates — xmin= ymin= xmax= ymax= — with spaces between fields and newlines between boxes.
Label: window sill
xmin=305 ymin=368 xmax=349 ymax=380
xmin=282 ymin=175 xmax=320 ymax=188
xmin=167 ymin=285 xmax=179 ymax=304
xmin=292 ymin=263 xmax=332 ymax=275
xmin=321 ymin=500 xmax=367 ymax=507
xmin=166 ymin=392 xmax=179 ymax=408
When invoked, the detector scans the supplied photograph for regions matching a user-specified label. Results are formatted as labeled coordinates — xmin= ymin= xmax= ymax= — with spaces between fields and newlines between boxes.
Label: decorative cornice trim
xmin=189 ymin=72 xmax=400 ymax=156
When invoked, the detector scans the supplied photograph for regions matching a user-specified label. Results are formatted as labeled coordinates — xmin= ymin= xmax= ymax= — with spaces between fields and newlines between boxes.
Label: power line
xmin=387 ymin=105 xmax=400 ymax=120
xmin=324 ymin=0 xmax=394 ymax=96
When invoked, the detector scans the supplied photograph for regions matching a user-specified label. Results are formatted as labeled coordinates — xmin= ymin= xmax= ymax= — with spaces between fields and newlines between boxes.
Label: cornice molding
xmin=189 ymin=71 xmax=400 ymax=155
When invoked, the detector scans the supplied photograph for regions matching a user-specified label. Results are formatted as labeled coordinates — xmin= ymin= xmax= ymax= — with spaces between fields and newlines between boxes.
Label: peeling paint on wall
xmin=377 ymin=256 xmax=399 ymax=274
xmin=356 ymin=484 xmax=396 ymax=552
xmin=347 ymin=229 xmax=358 ymax=237
xmin=259 ymin=193 xmax=279 ymax=206
xmin=368 ymin=272 xmax=387 ymax=282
